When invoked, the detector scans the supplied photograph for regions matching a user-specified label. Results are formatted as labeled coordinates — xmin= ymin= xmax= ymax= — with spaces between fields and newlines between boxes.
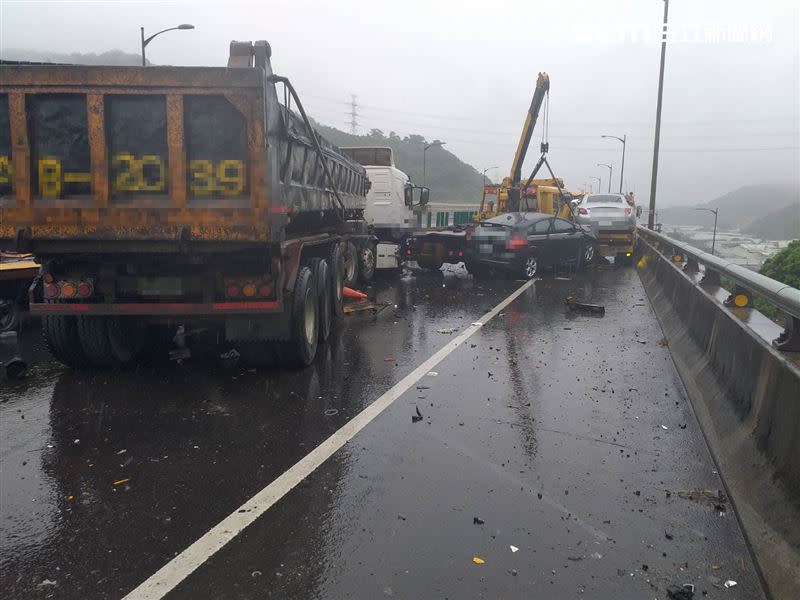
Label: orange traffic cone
xmin=343 ymin=286 xmax=368 ymax=300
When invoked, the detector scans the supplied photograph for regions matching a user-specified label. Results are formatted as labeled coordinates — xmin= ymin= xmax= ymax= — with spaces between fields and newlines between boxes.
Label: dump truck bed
xmin=0 ymin=54 xmax=368 ymax=251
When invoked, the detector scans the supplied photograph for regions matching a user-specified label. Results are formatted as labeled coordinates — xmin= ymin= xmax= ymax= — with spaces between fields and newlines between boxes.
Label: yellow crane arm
xmin=510 ymin=72 xmax=550 ymax=187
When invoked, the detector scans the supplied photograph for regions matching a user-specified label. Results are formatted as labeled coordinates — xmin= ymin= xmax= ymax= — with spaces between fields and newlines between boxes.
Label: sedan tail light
xmin=578 ymin=207 xmax=589 ymax=215
xmin=506 ymin=235 xmax=527 ymax=251
xmin=625 ymin=207 xmax=632 ymax=216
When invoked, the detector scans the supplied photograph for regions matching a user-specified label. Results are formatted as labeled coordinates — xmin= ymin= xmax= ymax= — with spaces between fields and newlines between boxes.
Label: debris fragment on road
xmin=472 ymin=556 xmax=485 ymax=565
xmin=473 ymin=516 xmax=485 ymax=525
xmin=666 ymin=583 xmax=695 ymax=599
xmin=509 ymin=545 xmax=519 ymax=553
xmin=412 ymin=406 xmax=423 ymax=423
xmin=723 ymin=580 xmax=737 ymax=588
xmin=564 ymin=296 xmax=606 ymax=316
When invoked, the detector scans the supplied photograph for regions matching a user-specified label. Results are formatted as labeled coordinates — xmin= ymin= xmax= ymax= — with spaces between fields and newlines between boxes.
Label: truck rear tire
xmin=284 ymin=266 xmax=318 ymax=367
xmin=42 ymin=315 xmax=89 ymax=368
xmin=314 ymin=259 xmax=332 ymax=343
xmin=329 ymin=243 xmax=345 ymax=324
xmin=358 ymin=243 xmax=376 ymax=283
xmin=107 ymin=317 xmax=147 ymax=363
xmin=77 ymin=317 xmax=118 ymax=367
xmin=342 ymin=241 xmax=359 ymax=288
xmin=0 ymin=300 xmax=20 ymax=333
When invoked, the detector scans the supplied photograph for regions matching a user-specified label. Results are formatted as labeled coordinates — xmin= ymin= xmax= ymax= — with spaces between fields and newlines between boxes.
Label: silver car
xmin=574 ymin=193 xmax=636 ymax=233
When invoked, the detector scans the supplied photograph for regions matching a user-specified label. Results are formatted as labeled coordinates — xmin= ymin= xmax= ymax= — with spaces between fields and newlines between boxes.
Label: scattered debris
xmin=667 ymin=583 xmax=695 ymax=599
xmin=590 ymin=552 xmax=603 ymax=560
xmin=473 ymin=517 xmax=485 ymax=525
xmin=661 ymin=424 xmax=669 ymax=430
xmin=3 ymin=356 xmax=27 ymax=379
xmin=113 ymin=478 xmax=130 ymax=486
xmin=344 ymin=301 xmax=390 ymax=315
xmin=116 ymin=449 xmax=127 ymax=455
xmin=436 ymin=327 xmax=458 ymax=334
xmin=397 ymin=514 xmax=407 ymax=521
xmin=472 ymin=556 xmax=485 ymax=565
xmin=509 ymin=568 xmax=518 ymax=576
xmin=218 ymin=348 xmax=240 ymax=368
xmin=383 ymin=355 xmax=396 ymax=362
xmin=677 ymin=489 xmax=727 ymax=508
xmin=412 ymin=406 xmax=423 ymax=423
xmin=567 ymin=556 xmax=584 ymax=562
xmin=565 ymin=296 xmax=605 ymax=316
xmin=426 ymin=371 xmax=438 ymax=377
xmin=509 ymin=545 xmax=519 ymax=553
xmin=251 ymin=570 xmax=262 ymax=578
xmin=37 ymin=579 xmax=57 ymax=588
xmin=665 ymin=530 xmax=674 ymax=540
xmin=324 ymin=408 xmax=339 ymax=417
xmin=723 ymin=580 xmax=737 ymax=588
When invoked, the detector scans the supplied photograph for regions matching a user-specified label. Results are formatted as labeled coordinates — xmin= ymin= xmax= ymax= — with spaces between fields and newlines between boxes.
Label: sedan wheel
xmin=583 ymin=243 xmax=595 ymax=266
xmin=523 ymin=256 xmax=538 ymax=279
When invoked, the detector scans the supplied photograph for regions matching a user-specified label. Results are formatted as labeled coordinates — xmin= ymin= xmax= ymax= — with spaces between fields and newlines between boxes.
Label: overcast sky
xmin=1 ymin=0 xmax=798 ymax=206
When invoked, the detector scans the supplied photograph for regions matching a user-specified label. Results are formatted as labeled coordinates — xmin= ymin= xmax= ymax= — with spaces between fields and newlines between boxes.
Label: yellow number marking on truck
xmin=38 ymin=157 xmax=62 ymax=197
xmin=0 ymin=156 xmax=12 ymax=186
xmin=112 ymin=153 xmax=167 ymax=193
xmin=189 ymin=159 xmax=246 ymax=196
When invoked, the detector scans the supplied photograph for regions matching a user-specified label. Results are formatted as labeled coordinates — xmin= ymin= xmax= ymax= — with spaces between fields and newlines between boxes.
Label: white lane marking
xmin=124 ymin=278 xmax=536 ymax=600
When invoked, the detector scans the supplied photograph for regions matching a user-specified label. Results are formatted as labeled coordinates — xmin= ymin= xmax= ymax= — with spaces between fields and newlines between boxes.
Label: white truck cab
xmin=340 ymin=147 xmax=421 ymax=239
xmin=339 ymin=147 xmax=430 ymax=275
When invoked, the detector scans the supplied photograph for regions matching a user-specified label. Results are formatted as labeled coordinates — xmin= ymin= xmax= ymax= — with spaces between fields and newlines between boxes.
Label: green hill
xmin=659 ymin=184 xmax=799 ymax=239
xmin=315 ymin=125 xmax=485 ymax=204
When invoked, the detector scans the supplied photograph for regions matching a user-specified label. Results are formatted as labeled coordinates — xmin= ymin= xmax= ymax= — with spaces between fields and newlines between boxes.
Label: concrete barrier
xmin=636 ymin=242 xmax=800 ymax=599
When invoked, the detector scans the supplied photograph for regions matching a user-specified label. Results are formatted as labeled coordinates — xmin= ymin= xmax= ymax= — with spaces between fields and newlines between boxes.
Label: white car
xmin=574 ymin=193 xmax=636 ymax=233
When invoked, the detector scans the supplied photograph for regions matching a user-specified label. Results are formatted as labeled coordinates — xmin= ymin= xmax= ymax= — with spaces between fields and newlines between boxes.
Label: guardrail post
xmin=700 ymin=267 xmax=720 ymax=286
xmin=773 ymin=315 xmax=800 ymax=352
xmin=723 ymin=285 xmax=752 ymax=308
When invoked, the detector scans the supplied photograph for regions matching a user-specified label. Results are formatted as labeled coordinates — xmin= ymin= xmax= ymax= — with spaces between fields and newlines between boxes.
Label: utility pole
xmin=648 ymin=0 xmax=670 ymax=229
xmin=348 ymin=94 xmax=359 ymax=135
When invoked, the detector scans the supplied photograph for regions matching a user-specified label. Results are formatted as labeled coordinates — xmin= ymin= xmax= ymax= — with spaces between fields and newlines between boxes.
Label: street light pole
xmin=694 ymin=207 xmax=719 ymax=255
xmin=590 ymin=176 xmax=601 ymax=194
xmin=597 ymin=163 xmax=613 ymax=193
xmin=141 ymin=23 xmax=195 ymax=66
xmin=601 ymin=134 xmax=626 ymax=193
xmin=423 ymin=141 xmax=445 ymax=187
xmin=648 ymin=0 xmax=670 ymax=229
xmin=481 ymin=166 xmax=498 ymax=212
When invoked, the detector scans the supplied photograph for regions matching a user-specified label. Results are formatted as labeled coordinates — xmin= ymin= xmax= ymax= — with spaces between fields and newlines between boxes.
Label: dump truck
xmin=0 ymin=40 xmax=371 ymax=368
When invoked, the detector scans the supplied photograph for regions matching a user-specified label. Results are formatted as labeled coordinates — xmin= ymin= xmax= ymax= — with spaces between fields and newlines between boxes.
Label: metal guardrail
xmin=637 ymin=225 xmax=800 ymax=352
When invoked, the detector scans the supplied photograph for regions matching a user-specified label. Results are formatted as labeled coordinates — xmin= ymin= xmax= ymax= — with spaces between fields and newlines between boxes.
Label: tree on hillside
xmin=760 ymin=239 xmax=800 ymax=289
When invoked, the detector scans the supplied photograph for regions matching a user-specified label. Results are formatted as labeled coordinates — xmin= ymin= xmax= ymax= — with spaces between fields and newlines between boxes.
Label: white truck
xmin=339 ymin=147 xmax=429 ymax=284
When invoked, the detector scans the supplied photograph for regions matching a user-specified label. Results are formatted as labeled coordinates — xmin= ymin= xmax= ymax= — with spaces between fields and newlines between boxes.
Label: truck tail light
xmin=506 ymin=235 xmax=527 ymax=251
xmin=44 ymin=283 xmax=59 ymax=299
xmin=578 ymin=207 xmax=589 ymax=215
xmin=77 ymin=282 xmax=93 ymax=298
xmin=226 ymin=277 xmax=273 ymax=299
xmin=60 ymin=282 xmax=77 ymax=298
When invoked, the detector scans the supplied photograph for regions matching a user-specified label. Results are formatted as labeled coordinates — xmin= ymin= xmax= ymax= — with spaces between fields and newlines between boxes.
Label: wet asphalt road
xmin=1 ymin=265 xmax=766 ymax=599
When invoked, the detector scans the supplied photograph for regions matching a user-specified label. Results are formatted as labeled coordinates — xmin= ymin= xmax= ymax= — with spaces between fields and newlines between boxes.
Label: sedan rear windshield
xmin=586 ymin=194 xmax=623 ymax=203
